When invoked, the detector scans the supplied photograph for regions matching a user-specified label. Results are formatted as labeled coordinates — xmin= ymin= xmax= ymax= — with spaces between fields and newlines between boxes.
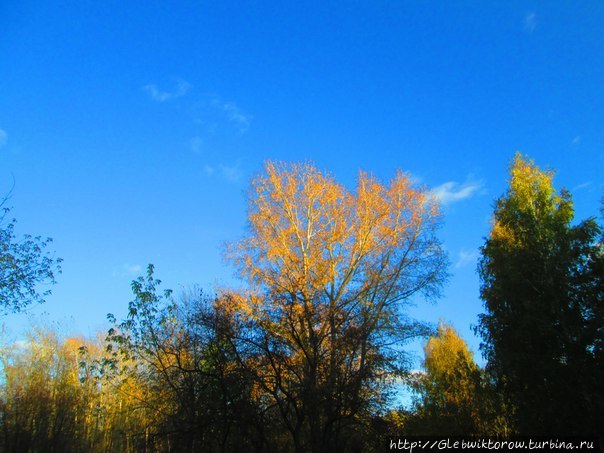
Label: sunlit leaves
xmin=424 ymin=324 xmax=481 ymax=416
xmin=409 ymin=323 xmax=509 ymax=436
xmin=490 ymin=153 xmax=574 ymax=247
xmin=0 ymin=327 xmax=104 ymax=451
xmin=230 ymin=161 xmax=446 ymax=316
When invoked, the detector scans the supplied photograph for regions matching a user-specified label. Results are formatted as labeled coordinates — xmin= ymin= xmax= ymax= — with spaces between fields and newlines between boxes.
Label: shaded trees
xmin=1 ymin=200 xmax=62 ymax=314
xmin=476 ymin=153 xmax=604 ymax=435
xmin=102 ymin=265 xmax=263 ymax=452
xmin=227 ymin=161 xmax=447 ymax=452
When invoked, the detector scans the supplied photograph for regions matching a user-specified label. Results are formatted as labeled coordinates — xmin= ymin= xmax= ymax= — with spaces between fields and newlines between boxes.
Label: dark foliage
xmin=476 ymin=154 xmax=604 ymax=435
xmin=1 ymin=201 xmax=62 ymax=314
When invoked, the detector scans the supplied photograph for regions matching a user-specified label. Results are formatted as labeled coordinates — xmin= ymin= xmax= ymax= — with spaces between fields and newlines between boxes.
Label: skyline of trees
xmin=1 ymin=154 xmax=602 ymax=451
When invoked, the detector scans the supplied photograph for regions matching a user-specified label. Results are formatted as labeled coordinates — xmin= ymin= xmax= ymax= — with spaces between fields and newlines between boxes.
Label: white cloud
xmin=219 ymin=164 xmax=242 ymax=182
xmin=0 ymin=129 xmax=7 ymax=147
xmin=143 ymin=78 xmax=191 ymax=102
xmin=125 ymin=264 xmax=142 ymax=275
xmin=524 ymin=12 xmax=536 ymax=32
xmin=571 ymin=136 xmax=582 ymax=146
xmin=113 ymin=263 xmax=143 ymax=277
xmin=211 ymin=98 xmax=252 ymax=132
xmin=431 ymin=179 xmax=483 ymax=205
xmin=455 ymin=248 xmax=479 ymax=269
xmin=224 ymin=103 xmax=252 ymax=132
xmin=203 ymin=163 xmax=242 ymax=183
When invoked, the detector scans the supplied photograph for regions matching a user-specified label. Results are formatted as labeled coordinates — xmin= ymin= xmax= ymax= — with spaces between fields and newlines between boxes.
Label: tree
xmin=227 ymin=161 xmax=448 ymax=452
xmin=1 ymin=197 xmax=62 ymax=314
xmin=409 ymin=322 xmax=509 ymax=436
xmin=476 ymin=153 xmax=604 ymax=435
xmin=103 ymin=265 xmax=263 ymax=452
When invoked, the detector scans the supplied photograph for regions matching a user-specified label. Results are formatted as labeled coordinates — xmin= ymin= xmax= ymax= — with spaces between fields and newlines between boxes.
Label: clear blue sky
xmin=1 ymin=1 xmax=603 ymax=365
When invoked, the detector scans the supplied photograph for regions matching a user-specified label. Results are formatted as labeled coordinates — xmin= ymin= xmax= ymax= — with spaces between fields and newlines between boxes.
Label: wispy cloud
xmin=0 ymin=129 xmax=7 ymax=148
xmin=113 ymin=263 xmax=143 ymax=277
xmin=524 ymin=12 xmax=537 ymax=32
xmin=571 ymin=136 xmax=582 ymax=146
xmin=143 ymin=78 xmax=191 ymax=102
xmin=125 ymin=263 xmax=142 ymax=275
xmin=203 ymin=164 xmax=216 ymax=176
xmin=573 ymin=181 xmax=592 ymax=192
xmin=203 ymin=163 xmax=242 ymax=183
xmin=219 ymin=164 xmax=242 ymax=182
xmin=211 ymin=98 xmax=252 ymax=132
xmin=455 ymin=248 xmax=479 ymax=269
xmin=189 ymin=136 xmax=203 ymax=154
xmin=431 ymin=179 xmax=483 ymax=205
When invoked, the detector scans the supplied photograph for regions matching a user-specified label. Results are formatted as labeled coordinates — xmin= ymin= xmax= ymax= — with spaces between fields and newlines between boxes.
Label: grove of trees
xmin=1 ymin=155 xmax=602 ymax=451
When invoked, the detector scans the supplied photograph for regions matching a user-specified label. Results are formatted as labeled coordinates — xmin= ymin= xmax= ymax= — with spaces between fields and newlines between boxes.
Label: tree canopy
xmin=476 ymin=153 xmax=604 ymax=435
xmin=227 ymin=161 xmax=448 ymax=452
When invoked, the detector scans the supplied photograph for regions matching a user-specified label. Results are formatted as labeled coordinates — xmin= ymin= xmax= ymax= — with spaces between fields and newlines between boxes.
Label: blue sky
xmin=1 ymin=1 xmax=603 ymax=367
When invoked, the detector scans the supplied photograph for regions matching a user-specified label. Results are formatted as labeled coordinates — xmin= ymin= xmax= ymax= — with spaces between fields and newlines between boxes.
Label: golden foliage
xmin=229 ymin=161 xmax=443 ymax=318
xmin=491 ymin=152 xmax=574 ymax=245
xmin=223 ymin=161 xmax=447 ymax=449
xmin=423 ymin=323 xmax=479 ymax=409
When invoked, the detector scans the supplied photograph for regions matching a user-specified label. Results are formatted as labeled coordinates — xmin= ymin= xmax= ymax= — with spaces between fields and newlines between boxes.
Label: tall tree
xmin=227 ymin=161 xmax=447 ymax=452
xmin=476 ymin=153 xmax=604 ymax=435
xmin=0 ymin=197 xmax=62 ymax=314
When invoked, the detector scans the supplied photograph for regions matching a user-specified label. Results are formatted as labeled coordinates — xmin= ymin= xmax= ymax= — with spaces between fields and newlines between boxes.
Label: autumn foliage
xmin=1 ymin=156 xmax=602 ymax=452
xmin=224 ymin=161 xmax=447 ymax=451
